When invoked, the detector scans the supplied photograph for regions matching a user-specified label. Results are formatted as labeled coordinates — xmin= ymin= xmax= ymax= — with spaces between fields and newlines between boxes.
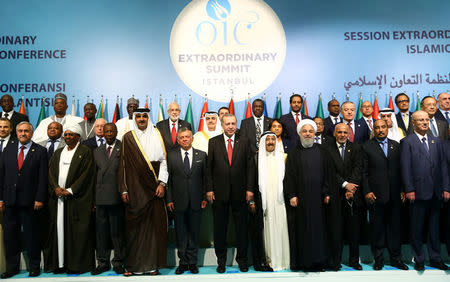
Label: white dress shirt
xmin=223 ymin=133 xmax=235 ymax=150
xmin=180 ymin=147 xmax=193 ymax=168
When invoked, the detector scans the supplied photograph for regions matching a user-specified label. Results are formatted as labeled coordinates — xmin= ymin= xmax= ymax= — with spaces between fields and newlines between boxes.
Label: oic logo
xmin=170 ymin=0 xmax=286 ymax=102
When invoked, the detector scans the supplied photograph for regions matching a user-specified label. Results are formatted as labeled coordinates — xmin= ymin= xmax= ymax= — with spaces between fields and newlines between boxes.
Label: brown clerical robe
xmin=44 ymin=143 xmax=96 ymax=273
xmin=118 ymin=131 xmax=167 ymax=272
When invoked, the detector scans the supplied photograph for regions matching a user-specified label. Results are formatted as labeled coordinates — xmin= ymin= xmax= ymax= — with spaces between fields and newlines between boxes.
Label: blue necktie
xmin=48 ymin=140 xmax=56 ymax=159
xmin=99 ymin=138 xmax=104 ymax=146
xmin=315 ymin=136 xmax=320 ymax=144
xmin=430 ymin=119 xmax=438 ymax=137
xmin=0 ymin=139 xmax=4 ymax=153
xmin=422 ymin=137 xmax=429 ymax=153
xmin=340 ymin=144 xmax=345 ymax=160
xmin=184 ymin=151 xmax=190 ymax=175
xmin=445 ymin=112 xmax=450 ymax=124
xmin=379 ymin=140 xmax=387 ymax=157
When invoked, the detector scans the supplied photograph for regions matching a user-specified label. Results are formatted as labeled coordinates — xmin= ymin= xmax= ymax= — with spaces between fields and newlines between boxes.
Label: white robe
xmin=32 ymin=114 xmax=84 ymax=143
xmin=56 ymin=143 xmax=78 ymax=267
xmin=116 ymin=117 xmax=135 ymax=141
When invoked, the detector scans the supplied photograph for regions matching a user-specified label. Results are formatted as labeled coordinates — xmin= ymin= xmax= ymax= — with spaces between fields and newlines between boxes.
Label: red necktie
xmin=107 ymin=146 xmax=112 ymax=158
xmin=18 ymin=145 xmax=25 ymax=170
xmin=295 ymin=113 xmax=299 ymax=125
xmin=348 ymin=122 xmax=355 ymax=142
xmin=227 ymin=138 xmax=233 ymax=165
xmin=171 ymin=122 xmax=177 ymax=144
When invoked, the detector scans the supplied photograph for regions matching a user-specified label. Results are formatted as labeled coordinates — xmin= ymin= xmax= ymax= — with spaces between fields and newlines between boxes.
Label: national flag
xmin=104 ymin=99 xmax=109 ymax=122
xmin=36 ymin=98 xmax=46 ymax=127
xmin=76 ymin=99 xmax=80 ymax=117
xmin=158 ymin=98 xmax=165 ymax=122
xmin=96 ymin=99 xmax=104 ymax=119
xmin=18 ymin=96 xmax=26 ymax=115
xmin=273 ymin=97 xmax=283 ymax=119
xmin=145 ymin=96 xmax=149 ymax=109
xmin=388 ymin=93 xmax=395 ymax=110
xmin=71 ymin=96 xmax=76 ymax=116
xmin=197 ymin=98 xmax=208 ymax=131
xmin=356 ymin=94 xmax=363 ymax=120
xmin=262 ymin=94 xmax=268 ymax=117
xmin=244 ymin=100 xmax=252 ymax=119
xmin=112 ymin=98 xmax=121 ymax=123
xmin=415 ymin=92 xmax=421 ymax=111
xmin=184 ymin=96 xmax=195 ymax=132
xmin=228 ymin=98 xmax=235 ymax=115
xmin=301 ymin=95 xmax=308 ymax=116
xmin=372 ymin=96 xmax=380 ymax=120
xmin=315 ymin=95 xmax=324 ymax=119
xmin=119 ymin=98 xmax=123 ymax=118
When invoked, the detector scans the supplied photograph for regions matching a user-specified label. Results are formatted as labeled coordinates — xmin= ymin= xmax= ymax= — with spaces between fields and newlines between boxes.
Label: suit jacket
xmin=82 ymin=136 xmax=100 ymax=150
xmin=357 ymin=117 xmax=373 ymax=135
xmin=317 ymin=133 xmax=331 ymax=145
xmin=280 ymin=112 xmax=311 ymax=151
xmin=206 ymin=134 xmax=255 ymax=201
xmin=93 ymin=140 xmax=122 ymax=205
xmin=400 ymin=133 xmax=449 ymax=200
xmin=1 ymin=111 xmax=29 ymax=137
xmin=0 ymin=136 xmax=17 ymax=158
xmin=79 ymin=120 xmax=96 ymax=140
xmin=427 ymin=118 xmax=449 ymax=141
xmin=239 ymin=116 xmax=273 ymax=154
xmin=326 ymin=140 xmax=364 ymax=206
xmin=396 ymin=112 xmax=414 ymax=135
xmin=156 ymin=119 xmax=192 ymax=152
xmin=434 ymin=109 xmax=449 ymax=124
xmin=166 ymin=148 xmax=207 ymax=212
xmin=324 ymin=115 xmax=342 ymax=137
xmin=362 ymin=138 xmax=402 ymax=204
xmin=351 ymin=119 xmax=371 ymax=144
xmin=37 ymin=138 xmax=66 ymax=151
xmin=0 ymin=141 xmax=48 ymax=206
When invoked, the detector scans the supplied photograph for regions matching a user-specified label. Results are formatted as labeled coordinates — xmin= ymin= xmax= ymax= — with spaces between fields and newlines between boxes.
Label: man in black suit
xmin=280 ymin=94 xmax=311 ymax=151
xmin=401 ymin=110 xmax=449 ymax=271
xmin=91 ymin=123 xmax=125 ymax=275
xmin=324 ymin=99 xmax=342 ymax=137
xmin=395 ymin=93 xmax=413 ymax=135
xmin=239 ymin=99 xmax=273 ymax=271
xmin=421 ymin=96 xmax=448 ymax=141
xmin=166 ymin=128 xmax=207 ymax=275
xmin=82 ymin=118 xmax=107 ymax=150
xmin=313 ymin=117 xmax=331 ymax=145
xmin=327 ymin=123 xmax=364 ymax=270
xmin=156 ymin=102 xmax=192 ymax=152
xmin=435 ymin=92 xmax=449 ymax=124
xmin=206 ymin=114 xmax=255 ymax=273
xmin=362 ymin=119 xmax=408 ymax=270
xmin=341 ymin=101 xmax=370 ymax=144
xmin=0 ymin=95 xmax=29 ymax=138
xmin=0 ymin=118 xmax=14 ymax=156
xmin=0 ymin=122 xmax=48 ymax=278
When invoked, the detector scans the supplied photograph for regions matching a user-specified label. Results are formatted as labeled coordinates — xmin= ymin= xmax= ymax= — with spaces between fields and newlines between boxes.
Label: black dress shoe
xmin=66 ymin=269 xmax=82 ymax=274
xmin=328 ymin=264 xmax=341 ymax=271
xmin=349 ymin=262 xmax=362 ymax=270
xmin=239 ymin=264 xmax=249 ymax=272
xmin=189 ymin=264 xmax=199 ymax=274
xmin=91 ymin=266 xmax=111 ymax=275
xmin=216 ymin=265 xmax=226 ymax=273
xmin=373 ymin=263 xmax=383 ymax=271
xmin=175 ymin=265 xmax=188 ymax=275
xmin=29 ymin=269 xmax=41 ymax=277
xmin=262 ymin=264 xmax=274 ymax=272
xmin=1 ymin=271 xmax=19 ymax=279
xmin=414 ymin=262 xmax=425 ymax=271
xmin=53 ymin=267 xmax=66 ymax=274
xmin=391 ymin=261 xmax=408 ymax=270
xmin=430 ymin=261 xmax=449 ymax=270
xmin=113 ymin=266 xmax=125 ymax=274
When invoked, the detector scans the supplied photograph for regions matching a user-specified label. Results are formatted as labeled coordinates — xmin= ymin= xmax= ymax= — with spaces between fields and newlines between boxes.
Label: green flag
xmin=315 ymin=96 xmax=324 ymax=118
xmin=36 ymin=99 xmax=46 ymax=127
xmin=274 ymin=97 xmax=282 ymax=119
xmin=96 ymin=101 xmax=103 ymax=119
xmin=356 ymin=96 xmax=363 ymax=120
xmin=184 ymin=98 xmax=195 ymax=132
xmin=415 ymin=95 xmax=421 ymax=111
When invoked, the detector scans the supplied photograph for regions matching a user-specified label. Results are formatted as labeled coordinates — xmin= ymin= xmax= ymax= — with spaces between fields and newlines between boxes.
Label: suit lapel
xmin=373 ymin=139 xmax=387 ymax=159
xmin=263 ymin=117 xmax=270 ymax=131
xmin=231 ymin=135 xmax=240 ymax=166
xmin=218 ymin=135 xmax=229 ymax=164
xmin=413 ymin=134 xmax=431 ymax=161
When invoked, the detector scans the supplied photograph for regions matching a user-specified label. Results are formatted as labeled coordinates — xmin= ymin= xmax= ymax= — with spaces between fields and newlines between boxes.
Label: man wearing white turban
xmin=283 ymin=120 xmax=331 ymax=271
xmin=379 ymin=108 xmax=405 ymax=142
xmin=258 ymin=131 xmax=290 ymax=270
xmin=192 ymin=112 xmax=222 ymax=154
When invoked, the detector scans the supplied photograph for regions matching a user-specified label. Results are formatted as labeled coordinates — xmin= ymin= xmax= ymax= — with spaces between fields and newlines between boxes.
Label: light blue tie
xmin=430 ymin=119 xmax=438 ymax=137
xmin=422 ymin=137 xmax=429 ymax=153
xmin=340 ymin=144 xmax=345 ymax=160
xmin=445 ymin=112 xmax=450 ymax=124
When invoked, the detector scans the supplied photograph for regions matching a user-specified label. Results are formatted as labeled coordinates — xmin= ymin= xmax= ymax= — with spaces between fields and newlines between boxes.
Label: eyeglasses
xmin=396 ymin=100 xmax=409 ymax=104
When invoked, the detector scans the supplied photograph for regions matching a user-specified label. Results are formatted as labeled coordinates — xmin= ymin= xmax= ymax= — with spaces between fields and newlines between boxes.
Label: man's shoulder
xmin=66 ymin=114 xmax=84 ymax=122
xmin=280 ymin=113 xmax=291 ymax=120
xmin=156 ymin=119 xmax=167 ymax=128
xmin=193 ymin=148 xmax=207 ymax=157
xmin=82 ymin=136 xmax=96 ymax=145
xmin=30 ymin=141 xmax=47 ymax=153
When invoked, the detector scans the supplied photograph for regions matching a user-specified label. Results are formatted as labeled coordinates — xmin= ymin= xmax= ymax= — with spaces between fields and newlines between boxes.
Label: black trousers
xmin=213 ymin=200 xmax=248 ymax=265
xmin=174 ymin=204 xmax=201 ymax=266
xmin=368 ymin=201 xmax=402 ymax=263
xmin=95 ymin=205 xmax=125 ymax=268
xmin=4 ymin=206 xmax=41 ymax=272
xmin=248 ymin=191 xmax=267 ymax=266
xmin=342 ymin=200 xmax=363 ymax=264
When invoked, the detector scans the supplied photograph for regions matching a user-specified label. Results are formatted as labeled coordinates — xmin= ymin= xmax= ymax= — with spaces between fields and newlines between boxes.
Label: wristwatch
xmin=159 ymin=181 xmax=167 ymax=188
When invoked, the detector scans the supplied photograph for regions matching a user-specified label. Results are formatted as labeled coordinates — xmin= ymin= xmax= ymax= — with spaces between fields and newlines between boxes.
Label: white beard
xmin=300 ymin=136 xmax=314 ymax=148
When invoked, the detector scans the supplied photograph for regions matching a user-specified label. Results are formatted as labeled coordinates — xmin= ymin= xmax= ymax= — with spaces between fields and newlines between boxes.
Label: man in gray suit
xmin=37 ymin=122 xmax=65 ymax=159
xmin=422 ymin=96 xmax=448 ymax=141
xmin=166 ymin=128 xmax=207 ymax=275
xmin=91 ymin=123 xmax=125 ymax=275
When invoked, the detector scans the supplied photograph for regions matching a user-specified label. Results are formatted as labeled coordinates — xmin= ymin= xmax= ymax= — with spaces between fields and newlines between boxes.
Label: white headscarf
xmin=258 ymin=132 xmax=285 ymax=211
xmin=202 ymin=112 xmax=222 ymax=137
xmin=296 ymin=119 xmax=317 ymax=136
xmin=378 ymin=108 xmax=404 ymax=142
xmin=132 ymin=109 xmax=166 ymax=162
xmin=65 ymin=123 xmax=82 ymax=136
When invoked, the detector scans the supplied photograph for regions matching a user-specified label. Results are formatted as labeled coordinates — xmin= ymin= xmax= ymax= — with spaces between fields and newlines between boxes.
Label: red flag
xmin=372 ymin=97 xmax=380 ymax=120
xmin=112 ymin=102 xmax=120 ymax=123
xmin=244 ymin=101 xmax=252 ymax=119
xmin=19 ymin=98 xmax=26 ymax=115
xmin=197 ymin=100 xmax=208 ymax=132
xmin=302 ymin=97 xmax=309 ymax=116
xmin=145 ymin=97 xmax=149 ymax=109
xmin=228 ymin=98 xmax=235 ymax=115
xmin=388 ymin=96 xmax=395 ymax=111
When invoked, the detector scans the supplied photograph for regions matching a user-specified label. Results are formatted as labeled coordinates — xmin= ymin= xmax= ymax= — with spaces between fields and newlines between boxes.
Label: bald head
xmin=437 ymin=92 xmax=450 ymax=111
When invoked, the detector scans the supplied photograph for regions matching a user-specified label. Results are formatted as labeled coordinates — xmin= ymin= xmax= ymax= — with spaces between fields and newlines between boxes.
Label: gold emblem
xmin=431 ymin=140 xmax=435 ymax=144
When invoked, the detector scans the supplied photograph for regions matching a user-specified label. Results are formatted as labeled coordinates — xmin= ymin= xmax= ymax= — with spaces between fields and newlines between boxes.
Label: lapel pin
xmin=431 ymin=140 xmax=435 ymax=144
xmin=347 ymin=149 xmax=351 ymax=152
xmin=32 ymin=149 xmax=35 ymax=152
xmin=390 ymin=146 xmax=393 ymax=149
xmin=79 ymin=155 xmax=82 ymax=158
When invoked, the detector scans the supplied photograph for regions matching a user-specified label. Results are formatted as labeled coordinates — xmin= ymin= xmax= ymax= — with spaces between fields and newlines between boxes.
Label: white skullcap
xmin=297 ymin=119 xmax=317 ymax=136
xmin=65 ymin=124 xmax=82 ymax=136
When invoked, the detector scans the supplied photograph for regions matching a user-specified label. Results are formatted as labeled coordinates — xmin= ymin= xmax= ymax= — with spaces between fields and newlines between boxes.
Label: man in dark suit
xmin=362 ymin=119 xmax=408 ymax=270
xmin=82 ymin=118 xmax=107 ymax=150
xmin=91 ymin=123 xmax=125 ymax=275
xmin=239 ymin=99 xmax=272 ymax=154
xmin=156 ymin=102 xmax=192 ymax=152
xmin=327 ymin=123 xmax=364 ymax=270
xmin=0 ymin=95 xmax=29 ymax=138
xmin=324 ymin=99 xmax=342 ymax=137
xmin=341 ymin=101 xmax=370 ymax=144
xmin=37 ymin=122 xmax=66 ymax=159
xmin=357 ymin=101 xmax=375 ymax=136
xmin=421 ymin=96 xmax=448 ymax=141
xmin=206 ymin=114 xmax=255 ymax=273
xmin=280 ymin=94 xmax=311 ymax=151
xmin=435 ymin=92 xmax=449 ymax=124
xmin=0 ymin=121 xmax=48 ymax=278
xmin=313 ymin=117 xmax=331 ymax=145
xmin=0 ymin=118 xmax=15 ymax=156
xmin=395 ymin=93 xmax=413 ymax=135
xmin=400 ymin=110 xmax=449 ymax=271
xmin=166 ymin=128 xmax=207 ymax=275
